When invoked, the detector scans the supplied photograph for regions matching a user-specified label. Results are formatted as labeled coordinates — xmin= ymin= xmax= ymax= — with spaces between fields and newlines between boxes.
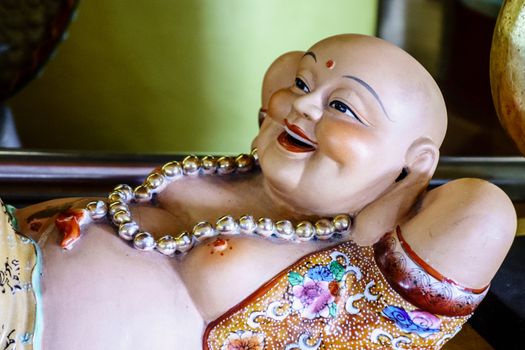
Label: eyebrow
xmin=343 ymin=75 xmax=391 ymax=121
xmin=303 ymin=51 xmax=317 ymax=62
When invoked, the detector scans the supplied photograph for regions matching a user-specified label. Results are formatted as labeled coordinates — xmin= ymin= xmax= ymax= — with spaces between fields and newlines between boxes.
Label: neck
xmin=156 ymin=172 xmax=317 ymax=232
xmin=261 ymin=178 xmax=316 ymax=220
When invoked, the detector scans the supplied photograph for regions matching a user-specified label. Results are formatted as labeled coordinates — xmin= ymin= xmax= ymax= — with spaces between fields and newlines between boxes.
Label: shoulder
xmin=400 ymin=178 xmax=516 ymax=289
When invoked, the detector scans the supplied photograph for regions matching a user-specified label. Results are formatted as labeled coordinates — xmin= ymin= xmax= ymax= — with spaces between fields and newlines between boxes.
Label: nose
xmin=292 ymin=91 xmax=324 ymax=121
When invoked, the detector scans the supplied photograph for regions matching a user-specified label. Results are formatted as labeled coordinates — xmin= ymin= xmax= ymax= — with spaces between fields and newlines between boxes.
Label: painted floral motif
xmin=221 ymin=330 xmax=265 ymax=350
xmin=0 ymin=258 xmax=21 ymax=294
xmin=289 ymin=260 xmax=345 ymax=319
xmin=382 ymin=305 xmax=441 ymax=338
xmin=307 ymin=265 xmax=334 ymax=282
xmin=291 ymin=276 xmax=335 ymax=319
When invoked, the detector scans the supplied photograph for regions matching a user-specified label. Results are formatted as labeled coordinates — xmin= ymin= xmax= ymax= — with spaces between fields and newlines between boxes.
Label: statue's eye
xmin=329 ymin=100 xmax=364 ymax=124
xmin=295 ymin=77 xmax=310 ymax=93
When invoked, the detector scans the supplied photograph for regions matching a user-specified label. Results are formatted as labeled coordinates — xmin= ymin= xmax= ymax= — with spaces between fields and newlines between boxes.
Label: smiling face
xmin=254 ymin=34 xmax=447 ymax=216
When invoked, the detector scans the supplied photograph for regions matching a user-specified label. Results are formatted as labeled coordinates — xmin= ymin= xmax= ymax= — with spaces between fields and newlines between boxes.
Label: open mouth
xmin=277 ymin=120 xmax=317 ymax=153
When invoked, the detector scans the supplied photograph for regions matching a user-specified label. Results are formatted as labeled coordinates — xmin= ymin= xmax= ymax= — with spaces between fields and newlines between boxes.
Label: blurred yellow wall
xmin=9 ymin=0 xmax=378 ymax=153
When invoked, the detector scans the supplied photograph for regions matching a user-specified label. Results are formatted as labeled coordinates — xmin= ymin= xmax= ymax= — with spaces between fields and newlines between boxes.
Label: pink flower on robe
xmin=221 ymin=330 xmax=265 ymax=350
xmin=292 ymin=276 xmax=335 ymax=319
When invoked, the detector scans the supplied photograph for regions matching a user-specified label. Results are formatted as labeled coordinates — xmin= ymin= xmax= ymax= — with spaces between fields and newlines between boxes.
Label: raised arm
xmin=399 ymin=178 xmax=516 ymax=290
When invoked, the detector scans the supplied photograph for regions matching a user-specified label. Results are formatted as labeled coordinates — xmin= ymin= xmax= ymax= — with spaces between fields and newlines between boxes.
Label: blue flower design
xmin=307 ymin=265 xmax=334 ymax=282
xmin=382 ymin=306 xmax=441 ymax=338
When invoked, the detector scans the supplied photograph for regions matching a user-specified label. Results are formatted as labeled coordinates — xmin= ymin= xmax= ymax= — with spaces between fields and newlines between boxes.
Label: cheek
xmin=258 ymin=144 xmax=303 ymax=194
xmin=315 ymin=117 xmax=375 ymax=164
xmin=268 ymin=89 xmax=296 ymax=123
xmin=254 ymin=117 xmax=282 ymax=155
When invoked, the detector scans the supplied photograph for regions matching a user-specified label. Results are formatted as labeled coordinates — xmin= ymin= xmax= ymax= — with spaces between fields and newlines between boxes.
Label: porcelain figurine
xmin=1 ymin=34 xmax=516 ymax=349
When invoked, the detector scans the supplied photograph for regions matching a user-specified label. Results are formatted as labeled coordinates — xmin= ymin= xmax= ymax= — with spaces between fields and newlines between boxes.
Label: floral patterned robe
xmin=204 ymin=229 xmax=486 ymax=349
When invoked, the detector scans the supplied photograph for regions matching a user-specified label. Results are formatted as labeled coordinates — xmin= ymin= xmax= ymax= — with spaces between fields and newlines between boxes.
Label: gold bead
xmin=256 ymin=217 xmax=275 ymax=237
xmin=315 ymin=219 xmax=335 ymax=240
xmin=333 ymin=214 xmax=352 ymax=233
xmin=192 ymin=221 xmax=216 ymax=241
xmin=216 ymin=215 xmax=239 ymax=234
xmin=201 ymin=156 xmax=218 ymax=175
xmin=86 ymin=200 xmax=107 ymax=220
xmin=235 ymin=154 xmax=254 ymax=173
xmin=175 ymin=232 xmax=194 ymax=253
xmin=161 ymin=161 xmax=182 ymax=178
xmin=156 ymin=235 xmax=177 ymax=255
xmin=239 ymin=215 xmax=256 ymax=234
xmin=275 ymin=220 xmax=294 ymax=240
xmin=182 ymin=155 xmax=201 ymax=175
xmin=118 ymin=222 xmax=139 ymax=240
xmin=295 ymin=221 xmax=315 ymax=241
xmin=113 ymin=184 xmax=133 ymax=202
xmin=217 ymin=156 xmax=235 ymax=175
xmin=108 ymin=191 xmax=125 ymax=203
xmin=145 ymin=173 xmax=164 ymax=189
xmin=133 ymin=231 xmax=156 ymax=251
xmin=134 ymin=185 xmax=152 ymax=202
xmin=112 ymin=210 xmax=132 ymax=225
xmin=108 ymin=202 xmax=129 ymax=216
xmin=251 ymin=148 xmax=259 ymax=164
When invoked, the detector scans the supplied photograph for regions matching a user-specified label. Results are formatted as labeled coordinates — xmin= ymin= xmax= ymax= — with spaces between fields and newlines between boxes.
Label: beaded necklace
xmin=84 ymin=149 xmax=352 ymax=256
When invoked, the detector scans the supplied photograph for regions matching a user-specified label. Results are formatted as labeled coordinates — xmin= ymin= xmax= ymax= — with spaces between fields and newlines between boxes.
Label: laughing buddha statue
xmin=1 ymin=34 xmax=516 ymax=349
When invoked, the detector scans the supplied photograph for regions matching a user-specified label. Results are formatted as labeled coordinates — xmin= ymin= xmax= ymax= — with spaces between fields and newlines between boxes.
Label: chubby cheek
xmin=315 ymin=117 xmax=376 ymax=165
xmin=258 ymin=143 xmax=303 ymax=193
xmin=267 ymin=89 xmax=296 ymax=123
xmin=254 ymin=116 xmax=282 ymax=155
xmin=255 ymin=88 xmax=295 ymax=153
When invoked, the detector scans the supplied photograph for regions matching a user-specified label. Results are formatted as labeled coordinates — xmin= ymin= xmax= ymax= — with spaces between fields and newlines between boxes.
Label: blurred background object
xmin=0 ymin=104 xmax=20 ymax=147
xmin=0 ymin=0 xmax=79 ymax=100
xmin=378 ymin=0 xmax=518 ymax=156
xmin=3 ymin=0 xmax=515 ymax=157
xmin=490 ymin=0 xmax=525 ymax=156
xmin=0 ymin=0 xmax=79 ymax=148
xmin=5 ymin=0 xmax=377 ymax=153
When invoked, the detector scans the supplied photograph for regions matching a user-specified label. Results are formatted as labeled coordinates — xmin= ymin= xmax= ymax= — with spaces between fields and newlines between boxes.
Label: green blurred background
xmin=7 ymin=0 xmax=377 ymax=154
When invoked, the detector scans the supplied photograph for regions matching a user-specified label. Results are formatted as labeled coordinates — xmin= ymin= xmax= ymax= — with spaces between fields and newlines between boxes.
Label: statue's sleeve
xmin=0 ymin=199 xmax=43 ymax=350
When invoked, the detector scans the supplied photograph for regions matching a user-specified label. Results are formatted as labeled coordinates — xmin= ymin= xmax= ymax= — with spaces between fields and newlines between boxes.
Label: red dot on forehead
xmin=326 ymin=59 xmax=335 ymax=69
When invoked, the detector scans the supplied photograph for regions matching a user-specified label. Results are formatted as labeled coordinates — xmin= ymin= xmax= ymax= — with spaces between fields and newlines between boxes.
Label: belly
xmin=36 ymin=220 xmax=335 ymax=348
xmin=39 ymin=223 xmax=203 ymax=350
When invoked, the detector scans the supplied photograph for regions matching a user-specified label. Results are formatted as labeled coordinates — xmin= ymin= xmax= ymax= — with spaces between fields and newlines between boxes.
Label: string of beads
xmin=84 ymin=149 xmax=352 ymax=256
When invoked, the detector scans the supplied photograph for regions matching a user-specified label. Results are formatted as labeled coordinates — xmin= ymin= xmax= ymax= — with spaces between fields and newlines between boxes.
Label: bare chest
xmin=177 ymin=235 xmax=334 ymax=322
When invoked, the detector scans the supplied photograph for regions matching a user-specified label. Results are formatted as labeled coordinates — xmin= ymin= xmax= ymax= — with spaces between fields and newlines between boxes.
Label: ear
xmin=259 ymin=51 xmax=304 ymax=126
xmin=353 ymin=137 xmax=439 ymax=246
xmin=403 ymin=137 xmax=440 ymax=188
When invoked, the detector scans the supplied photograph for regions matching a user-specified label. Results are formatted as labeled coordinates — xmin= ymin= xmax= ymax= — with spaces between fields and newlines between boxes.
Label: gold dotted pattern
xmin=206 ymin=241 xmax=470 ymax=349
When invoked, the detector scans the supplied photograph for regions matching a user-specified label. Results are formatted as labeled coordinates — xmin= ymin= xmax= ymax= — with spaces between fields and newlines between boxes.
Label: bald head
xmin=309 ymin=34 xmax=447 ymax=148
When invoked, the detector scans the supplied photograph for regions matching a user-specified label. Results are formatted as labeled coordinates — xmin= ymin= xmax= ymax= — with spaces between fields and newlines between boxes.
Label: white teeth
xmin=284 ymin=125 xmax=316 ymax=148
